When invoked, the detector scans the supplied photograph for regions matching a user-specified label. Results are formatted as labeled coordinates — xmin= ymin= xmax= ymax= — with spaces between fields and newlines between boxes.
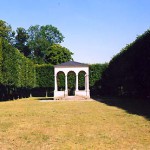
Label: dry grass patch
xmin=0 ymin=98 xmax=150 ymax=150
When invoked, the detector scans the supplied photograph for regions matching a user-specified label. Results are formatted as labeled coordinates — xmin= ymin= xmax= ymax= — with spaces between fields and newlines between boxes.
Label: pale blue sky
xmin=1 ymin=0 xmax=150 ymax=63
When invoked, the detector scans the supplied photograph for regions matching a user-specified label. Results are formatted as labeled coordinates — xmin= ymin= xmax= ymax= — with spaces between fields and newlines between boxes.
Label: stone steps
xmin=61 ymin=96 xmax=88 ymax=100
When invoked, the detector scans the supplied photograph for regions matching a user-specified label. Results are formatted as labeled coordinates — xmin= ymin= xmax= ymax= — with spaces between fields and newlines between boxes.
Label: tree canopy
xmin=0 ymin=20 xmax=14 ymax=42
xmin=14 ymin=27 xmax=30 ymax=57
xmin=45 ymin=44 xmax=73 ymax=65
xmin=0 ymin=20 xmax=73 ymax=65
xmin=27 ymin=25 xmax=66 ymax=64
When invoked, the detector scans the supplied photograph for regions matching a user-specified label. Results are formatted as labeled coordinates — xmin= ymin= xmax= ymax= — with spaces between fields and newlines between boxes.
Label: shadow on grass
xmin=0 ymin=97 xmax=55 ymax=102
xmin=93 ymin=96 xmax=150 ymax=121
xmin=0 ymin=99 xmax=13 ymax=102
xmin=35 ymin=97 xmax=54 ymax=101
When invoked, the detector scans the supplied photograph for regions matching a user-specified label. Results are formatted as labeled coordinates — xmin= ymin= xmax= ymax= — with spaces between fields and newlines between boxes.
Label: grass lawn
xmin=0 ymin=98 xmax=150 ymax=150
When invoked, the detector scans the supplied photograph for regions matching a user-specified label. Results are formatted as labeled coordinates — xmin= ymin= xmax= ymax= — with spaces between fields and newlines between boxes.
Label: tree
xmin=27 ymin=25 xmax=65 ymax=63
xmin=45 ymin=44 xmax=73 ymax=65
xmin=0 ymin=20 xmax=14 ymax=43
xmin=1 ymin=20 xmax=74 ymax=65
xmin=14 ymin=27 xmax=30 ymax=57
xmin=40 ymin=25 xmax=64 ymax=44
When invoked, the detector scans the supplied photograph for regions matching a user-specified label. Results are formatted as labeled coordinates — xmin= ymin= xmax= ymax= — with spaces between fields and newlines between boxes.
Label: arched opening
xmin=57 ymin=71 xmax=65 ymax=91
xmin=67 ymin=71 xmax=76 ymax=96
xmin=78 ymin=71 xmax=86 ymax=90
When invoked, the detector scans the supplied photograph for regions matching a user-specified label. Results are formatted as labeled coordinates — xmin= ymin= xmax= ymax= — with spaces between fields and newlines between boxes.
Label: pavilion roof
xmin=54 ymin=61 xmax=89 ymax=68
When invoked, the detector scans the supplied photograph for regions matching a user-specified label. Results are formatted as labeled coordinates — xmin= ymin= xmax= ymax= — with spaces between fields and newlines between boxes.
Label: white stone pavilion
xmin=54 ymin=61 xmax=90 ymax=99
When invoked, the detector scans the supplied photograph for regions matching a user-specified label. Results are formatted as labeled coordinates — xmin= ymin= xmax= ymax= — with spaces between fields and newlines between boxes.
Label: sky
xmin=1 ymin=0 xmax=150 ymax=64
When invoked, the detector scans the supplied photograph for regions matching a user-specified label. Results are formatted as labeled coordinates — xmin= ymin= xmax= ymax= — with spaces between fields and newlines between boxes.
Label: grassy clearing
xmin=0 ymin=98 xmax=150 ymax=150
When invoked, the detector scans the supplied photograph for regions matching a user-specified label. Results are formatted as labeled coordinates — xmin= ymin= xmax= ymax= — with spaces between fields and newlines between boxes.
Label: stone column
xmin=86 ymin=74 xmax=90 ymax=97
xmin=76 ymin=74 xmax=78 ymax=91
xmin=86 ymin=75 xmax=89 ymax=91
xmin=85 ymin=75 xmax=87 ymax=90
xmin=65 ymin=74 xmax=68 ymax=96
xmin=54 ymin=75 xmax=58 ymax=91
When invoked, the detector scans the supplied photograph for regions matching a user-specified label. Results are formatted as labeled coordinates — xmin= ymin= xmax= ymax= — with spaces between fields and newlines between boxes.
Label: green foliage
xmin=1 ymin=39 xmax=35 ymax=88
xmin=15 ymin=27 xmax=29 ymax=44
xmin=0 ymin=38 xmax=35 ymax=100
xmin=0 ymin=38 xmax=107 ymax=99
xmin=78 ymin=71 xmax=86 ymax=89
xmin=40 ymin=25 xmax=64 ymax=44
xmin=89 ymin=63 xmax=108 ymax=87
xmin=100 ymin=29 xmax=150 ymax=98
xmin=28 ymin=25 xmax=64 ymax=45
xmin=0 ymin=19 xmax=108 ymax=99
xmin=57 ymin=72 xmax=65 ymax=90
xmin=0 ymin=20 xmax=15 ymax=44
xmin=14 ymin=27 xmax=30 ymax=57
xmin=1 ymin=20 xmax=73 ymax=66
xmin=23 ymin=58 xmax=35 ymax=88
xmin=2 ymin=40 xmax=19 ymax=86
xmin=68 ymin=72 xmax=76 ymax=89
xmin=35 ymin=64 xmax=54 ymax=88
xmin=45 ymin=44 xmax=73 ymax=65
xmin=27 ymin=25 xmax=65 ymax=64
xmin=0 ymin=38 xmax=2 ymax=83
xmin=0 ymin=20 xmax=12 ymax=39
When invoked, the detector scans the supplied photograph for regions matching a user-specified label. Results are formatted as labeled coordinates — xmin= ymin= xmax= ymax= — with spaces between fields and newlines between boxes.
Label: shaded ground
xmin=93 ymin=96 xmax=150 ymax=121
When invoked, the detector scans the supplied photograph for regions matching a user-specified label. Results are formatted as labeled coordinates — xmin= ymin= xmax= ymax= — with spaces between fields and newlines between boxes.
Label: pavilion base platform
xmin=54 ymin=90 xmax=90 ymax=100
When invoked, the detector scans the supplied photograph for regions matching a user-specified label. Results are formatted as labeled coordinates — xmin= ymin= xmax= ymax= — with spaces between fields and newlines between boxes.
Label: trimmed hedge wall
xmin=0 ymin=38 xmax=2 ymax=83
xmin=34 ymin=63 xmax=108 ymax=96
xmin=0 ymin=38 xmax=35 ymax=100
xmin=32 ymin=64 xmax=54 ymax=97
xmin=100 ymin=29 xmax=150 ymax=98
xmin=35 ymin=64 xmax=54 ymax=88
xmin=89 ymin=63 xmax=108 ymax=96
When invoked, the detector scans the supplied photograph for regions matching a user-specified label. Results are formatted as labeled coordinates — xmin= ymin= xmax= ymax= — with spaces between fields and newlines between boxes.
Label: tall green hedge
xmin=0 ymin=38 xmax=35 ymax=100
xmin=89 ymin=63 xmax=108 ymax=87
xmin=35 ymin=63 xmax=108 ymax=93
xmin=0 ymin=38 xmax=2 ymax=83
xmin=1 ymin=39 xmax=35 ymax=88
xmin=35 ymin=64 xmax=54 ymax=88
xmin=100 ymin=29 xmax=150 ymax=98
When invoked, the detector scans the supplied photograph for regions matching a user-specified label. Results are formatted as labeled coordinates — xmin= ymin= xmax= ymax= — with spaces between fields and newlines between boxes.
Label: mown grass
xmin=0 ymin=98 xmax=150 ymax=150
